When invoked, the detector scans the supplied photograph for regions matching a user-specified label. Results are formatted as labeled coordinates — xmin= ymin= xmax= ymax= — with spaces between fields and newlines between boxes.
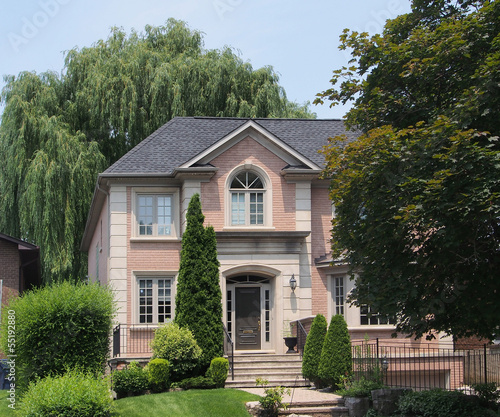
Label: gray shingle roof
xmin=104 ymin=117 xmax=358 ymax=175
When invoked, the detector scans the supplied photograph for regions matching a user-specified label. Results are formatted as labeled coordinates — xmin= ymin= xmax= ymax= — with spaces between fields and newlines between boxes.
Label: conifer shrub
xmin=301 ymin=314 xmax=328 ymax=388
xmin=150 ymin=322 xmax=202 ymax=382
xmin=206 ymin=357 xmax=229 ymax=388
xmin=317 ymin=314 xmax=352 ymax=390
xmin=16 ymin=369 xmax=113 ymax=417
xmin=147 ymin=358 xmax=170 ymax=392
xmin=175 ymin=194 xmax=224 ymax=372
xmin=0 ymin=281 xmax=115 ymax=391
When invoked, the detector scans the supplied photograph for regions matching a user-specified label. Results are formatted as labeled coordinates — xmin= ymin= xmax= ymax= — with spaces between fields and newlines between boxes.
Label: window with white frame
xmin=333 ymin=276 xmax=345 ymax=316
xmin=137 ymin=194 xmax=173 ymax=237
xmin=230 ymin=171 xmax=265 ymax=226
xmin=138 ymin=277 xmax=174 ymax=324
xmin=360 ymin=305 xmax=395 ymax=325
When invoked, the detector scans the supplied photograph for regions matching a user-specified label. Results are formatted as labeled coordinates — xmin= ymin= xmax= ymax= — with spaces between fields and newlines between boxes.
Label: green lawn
xmin=0 ymin=390 xmax=15 ymax=417
xmin=0 ymin=387 xmax=260 ymax=417
xmin=113 ymin=389 xmax=260 ymax=417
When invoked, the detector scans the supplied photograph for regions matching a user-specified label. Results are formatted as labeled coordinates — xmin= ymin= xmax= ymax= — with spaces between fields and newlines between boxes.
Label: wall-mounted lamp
xmin=289 ymin=274 xmax=297 ymax=293
xmin=381 ymin=356 xmax=389 ymax=373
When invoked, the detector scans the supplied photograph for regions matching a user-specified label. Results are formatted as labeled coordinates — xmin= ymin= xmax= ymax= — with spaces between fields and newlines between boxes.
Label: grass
xmin=0 ymin=387 xmax=260 ymax=417
xmin=0 ymin=390 xmax=15 ymax=417
xmin=114 ymin=389 xmax=260 ymax=417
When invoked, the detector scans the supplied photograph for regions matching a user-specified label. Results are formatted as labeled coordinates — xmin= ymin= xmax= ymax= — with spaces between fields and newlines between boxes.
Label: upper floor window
xmin=137 ymin=194 xmax=173 ymax=237
xmin=333 ymin=276 xmax=345 ymax=316
xmin=230 ymin=171 xmax=265 ymax=226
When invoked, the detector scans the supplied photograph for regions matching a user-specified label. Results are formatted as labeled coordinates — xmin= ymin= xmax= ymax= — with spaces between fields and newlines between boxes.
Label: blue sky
xmin=0 ymin=0 xmax=411 ymax=119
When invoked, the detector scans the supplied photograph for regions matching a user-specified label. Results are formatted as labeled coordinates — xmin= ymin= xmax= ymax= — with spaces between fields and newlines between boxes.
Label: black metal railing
xmin=111 ymin=324 xmax=157 ymax=358
xmin=351 ymin=339 xmax=500 ymax=393
xmin=222 ymin=321 xmax=234 ymax=380
xmin=296 ymin=320 xmax=308 ymax=357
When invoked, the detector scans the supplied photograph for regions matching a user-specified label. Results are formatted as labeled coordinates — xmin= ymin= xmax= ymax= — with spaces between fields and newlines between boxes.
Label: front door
xmin=235 ymin=287 xmax=261 ymax=350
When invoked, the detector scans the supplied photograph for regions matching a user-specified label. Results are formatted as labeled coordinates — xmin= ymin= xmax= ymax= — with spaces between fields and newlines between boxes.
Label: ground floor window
xmin=360 ymin=305 xmax=395 ymax=325
xmin=138 ymin=277 xmax=174 ymax=324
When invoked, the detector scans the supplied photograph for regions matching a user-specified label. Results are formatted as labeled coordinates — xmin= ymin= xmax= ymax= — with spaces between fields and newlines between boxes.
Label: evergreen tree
xmin=175 ymin=193 xmax=223 ymax=371
xmin=301 ymin=314 xmax=328 ymax=388
xmin=317 ymin=315 xmax=352 ymax=390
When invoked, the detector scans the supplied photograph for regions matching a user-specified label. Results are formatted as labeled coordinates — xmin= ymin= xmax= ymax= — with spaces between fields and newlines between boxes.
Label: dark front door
xmin=235 ymin=287 xmax=261 ymax=350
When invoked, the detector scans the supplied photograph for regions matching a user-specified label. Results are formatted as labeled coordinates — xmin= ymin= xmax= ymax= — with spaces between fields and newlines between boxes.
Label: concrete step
xmin=280 ymin=406 xmax=349 ymax=417
xmin=227 ymin=353 xmax=309 ymax=388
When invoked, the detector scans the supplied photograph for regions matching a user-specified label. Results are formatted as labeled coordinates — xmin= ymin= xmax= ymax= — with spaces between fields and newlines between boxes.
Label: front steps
xmin=225 ymin=353 xmax=310 ymax=388
xmin=279 ymin=399 xmax=348 ymax=417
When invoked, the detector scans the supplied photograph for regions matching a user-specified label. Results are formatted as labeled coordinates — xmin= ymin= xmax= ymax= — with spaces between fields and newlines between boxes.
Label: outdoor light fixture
xmin=289 ymin=274 xmax=297 ymax=293
xmin=381 ymin=356 xmax=389 ymax=372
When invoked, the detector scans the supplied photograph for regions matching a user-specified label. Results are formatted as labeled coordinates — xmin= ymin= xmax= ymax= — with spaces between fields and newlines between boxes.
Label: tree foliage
xmin=317 ymin=1 xmax=500 ymax=339
xmin=0 ymin=19 xmax=314 ymax=283
xmin=175 ymin=193 xmax=223 ymax=371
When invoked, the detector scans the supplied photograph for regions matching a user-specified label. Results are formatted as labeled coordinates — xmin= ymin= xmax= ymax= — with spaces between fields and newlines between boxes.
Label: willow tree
xmin=0 ymin=19 xmax=314 ymax=283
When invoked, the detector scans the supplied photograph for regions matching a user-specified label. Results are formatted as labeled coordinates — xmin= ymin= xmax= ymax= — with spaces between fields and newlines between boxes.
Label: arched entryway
xmin=226 ymin=274 xmax=274 ymax=351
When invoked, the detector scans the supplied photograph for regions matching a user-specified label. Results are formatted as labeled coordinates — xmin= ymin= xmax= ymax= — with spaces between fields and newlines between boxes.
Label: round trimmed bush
xmin=150 ymin=322 xmax=202 ymax=382
xmin=112 ymin=361 xmax=149 ymax=398
xmin=15 ymin=370 xmax=113 ymax=417
xmin=206 ymin=357 xmax=229 ymax=388
xmin=301 ymin=314 xmax=328 ymax=388
xmin=0 ymin=281 xmax=115 ymax=391
xmin=147 ymin=358 xmax=170 ymax=392
xmin=317 ymin=314 xmax=352 ymax=390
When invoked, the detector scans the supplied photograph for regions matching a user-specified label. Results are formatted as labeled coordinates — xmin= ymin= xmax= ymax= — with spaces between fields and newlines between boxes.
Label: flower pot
xmin=283 ymin=336 xmax=298 ymax=353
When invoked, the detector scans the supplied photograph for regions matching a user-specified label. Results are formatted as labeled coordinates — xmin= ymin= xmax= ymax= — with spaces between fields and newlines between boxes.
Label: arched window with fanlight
xmin=230 ymin=171 xmax=265 ymax=226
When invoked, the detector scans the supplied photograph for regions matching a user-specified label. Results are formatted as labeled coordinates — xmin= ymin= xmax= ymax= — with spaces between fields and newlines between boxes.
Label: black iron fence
xmin=351 ymin=339 xmax=500 ymax=393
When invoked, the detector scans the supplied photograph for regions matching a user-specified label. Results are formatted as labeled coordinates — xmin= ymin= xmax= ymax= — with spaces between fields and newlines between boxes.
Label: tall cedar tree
xmin=317 ymin=315 xmax=352 ymax=390
xmin=175 ymin=194 xmax=223 ymax=371
xmin=316 ymin=0 xmax=500 ymax=339
xmin=301 ymin=314 xmax=328 ymax=388
xmin=0 ymin=19 xmax=314 ymax=283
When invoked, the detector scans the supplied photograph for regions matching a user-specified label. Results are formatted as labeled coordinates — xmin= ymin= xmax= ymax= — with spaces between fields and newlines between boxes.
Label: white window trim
xmin=224 ymin=164 xmax=273 ymax=229
xmin=133 ymin=271 xmax=177 ymax=326
xmin=131 ymin=187 xmax=180 ymax=241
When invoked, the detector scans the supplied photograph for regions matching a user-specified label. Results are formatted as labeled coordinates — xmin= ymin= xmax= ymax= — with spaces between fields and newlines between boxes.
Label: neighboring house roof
xmin=0 ymin=233 xmax=39 ymax=251
xmin=104 ymin=117 xmax=358 ymax=176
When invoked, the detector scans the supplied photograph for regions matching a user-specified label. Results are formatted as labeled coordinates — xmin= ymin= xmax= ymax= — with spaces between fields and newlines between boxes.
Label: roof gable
xmin=103 ymin=117 xmax=358 ymax=177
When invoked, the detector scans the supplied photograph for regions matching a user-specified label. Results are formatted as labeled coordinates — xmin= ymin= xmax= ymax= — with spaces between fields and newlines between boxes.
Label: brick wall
xmin=202 ymin=136 xmax=296 ymax=231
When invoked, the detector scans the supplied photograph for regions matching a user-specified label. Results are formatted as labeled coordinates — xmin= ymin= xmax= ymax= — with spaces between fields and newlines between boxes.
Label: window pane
xmin=138 ymin=196 xmax=154 ymax=235
xmin=157 ymin=196 xmax=172 ymax=236
xmin=231 ymin=193 xmax=245 ymax=225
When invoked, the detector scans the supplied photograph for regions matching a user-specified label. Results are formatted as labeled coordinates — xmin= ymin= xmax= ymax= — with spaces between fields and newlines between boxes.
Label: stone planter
xmin=344 ymin=396 xmax=370 ymax=417
xmin=371 ymin=388 xmax=409 ymax=416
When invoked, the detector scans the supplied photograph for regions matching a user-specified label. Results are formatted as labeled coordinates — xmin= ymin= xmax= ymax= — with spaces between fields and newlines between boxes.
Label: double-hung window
xmin=138 ymin=277 xmax=174 ymax=324
xmin=137 ymin=194 xmax=173 ymax=236
xmin=333 ymin=276 xmax=345 ymax=316
xmin=230 ymin=171 xmax=265 ymax=226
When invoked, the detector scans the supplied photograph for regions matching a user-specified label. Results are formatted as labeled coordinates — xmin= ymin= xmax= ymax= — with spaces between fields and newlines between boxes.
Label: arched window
xmin=230 ymin=171 xmax=265 ymax=225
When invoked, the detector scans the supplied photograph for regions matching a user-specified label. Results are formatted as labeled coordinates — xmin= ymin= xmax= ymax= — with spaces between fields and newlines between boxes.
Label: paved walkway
xmin=239 ymin=386 xmax=342 ymax=404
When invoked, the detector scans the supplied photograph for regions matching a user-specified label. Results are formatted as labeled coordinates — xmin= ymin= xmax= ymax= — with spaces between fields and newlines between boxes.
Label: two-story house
xmin=81 ymin=117 xmax=452 ymax=358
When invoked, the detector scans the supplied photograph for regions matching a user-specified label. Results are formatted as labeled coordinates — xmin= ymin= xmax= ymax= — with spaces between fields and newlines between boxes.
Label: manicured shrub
xmin=206 ymin=357 xmax=229 ymax=388
xmin=175 ymin=194 xmax=224 ymax=372
xmin=301 ymin=314 xmax=328 ymax=388
xmin=15 ymin=369 xmax=113 ymax=417
xmin=0 ymin=281 xmax=115 ymax=391
xmin=176 ymin=376 xmax=217 ymax=390
xmin=150 ymin=322 xmax=202 ymax=382
xmin=317 ymin=314 xmax=352 ymax=390
xmin=147 ymin=358 xmax=170 ymax=392
xmin=112 ymin=361 xmax=149 ymax=398
xmin=398 ymin=389 xmax=498 ymax=417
